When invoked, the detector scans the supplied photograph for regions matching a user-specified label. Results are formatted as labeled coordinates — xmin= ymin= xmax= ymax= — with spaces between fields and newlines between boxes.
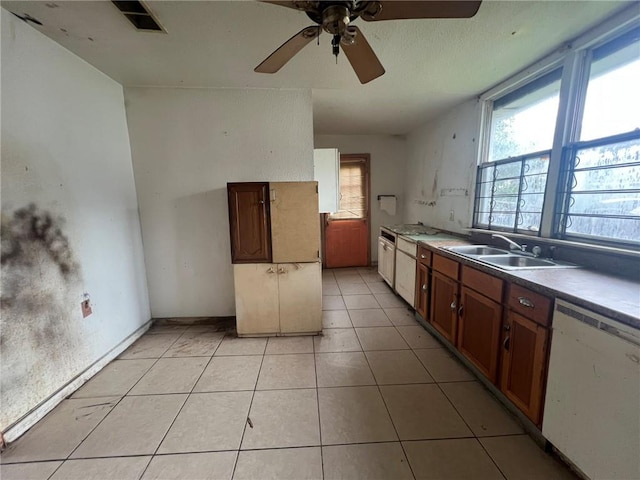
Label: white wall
xmin=125 ymin=87 xmax=314 ymax=318
xmin=314 ymin=135 xmax=407 ymax=263
xmin=1 ymin=10 xmax=150 ymax=430
xmin=403 ymin=99 xmax=482 ymax=233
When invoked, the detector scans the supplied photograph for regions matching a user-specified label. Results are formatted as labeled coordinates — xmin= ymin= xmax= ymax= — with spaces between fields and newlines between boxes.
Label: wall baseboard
xmin=2 ymin=319 xmax=152 ymax=443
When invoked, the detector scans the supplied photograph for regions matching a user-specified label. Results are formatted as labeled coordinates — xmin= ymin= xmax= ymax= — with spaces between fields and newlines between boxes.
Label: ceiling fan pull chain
xmin=332 ymin=34 xmax=340 ymax=63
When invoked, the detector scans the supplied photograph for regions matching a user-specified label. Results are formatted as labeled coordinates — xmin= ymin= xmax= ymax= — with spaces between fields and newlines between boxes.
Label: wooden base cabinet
xmin=234 ymin=262 xmax=322 ymax=336
xmin=458 ymin=286 xmax=502 ymax=383
xmin=415 ymin=262 xmax=429 ymax=320
xmin=430 ymin=270 xmax=459 ymax=343
xmin=501 ymin=285 xmax=553 ymax=426
xmin=457 ymin=265 xmax=504 ymax=384
xmin=500 ymin=311 xmax=549 ymax=426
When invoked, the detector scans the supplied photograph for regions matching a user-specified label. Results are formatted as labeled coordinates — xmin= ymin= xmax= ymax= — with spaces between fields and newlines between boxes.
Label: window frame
xmin=474 ymin=6 xmax=640 ymax=249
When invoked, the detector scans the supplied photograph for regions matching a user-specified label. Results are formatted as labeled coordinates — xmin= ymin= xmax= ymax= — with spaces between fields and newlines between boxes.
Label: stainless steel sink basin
xmin=446 ymin=245 xmax=509 ymax=256
xmin=477 ymin=255 xmax=579 ymax=270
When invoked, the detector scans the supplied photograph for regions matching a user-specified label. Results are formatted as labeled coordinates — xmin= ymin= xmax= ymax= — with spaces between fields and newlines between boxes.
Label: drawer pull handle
xmin=267 ymin=267 xmax=275 ymax=274
xmin=458 ymin=306 xmax=464 ymax=317
xmin=518 ymin=297 xmax=535 ymax=308
xmin=503 ymin=336 xmax=510 ymax=351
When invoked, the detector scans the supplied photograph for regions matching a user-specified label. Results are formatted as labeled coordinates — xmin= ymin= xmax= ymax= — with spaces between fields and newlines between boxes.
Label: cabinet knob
xmin=420 ymin=254 xmax=427 ymax=259
xmin=518 ymin=297 xmax=535 ymax=308
xmin=450 ymin=301 xmax=457 ymax=311
xmin=266 ymin=267 xmax=275 ymax=274
xmin=422 ymin=284 xmax=428 ymax=291
xmin=503 ymin=324 xmax=510 ymax=331
xmin=258 ymin=200 xmax=265 ymax=204
xmin=278 ymin=267 xmax=286 ymax=274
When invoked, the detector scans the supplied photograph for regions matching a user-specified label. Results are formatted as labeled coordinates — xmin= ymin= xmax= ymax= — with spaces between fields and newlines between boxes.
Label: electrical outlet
xmin=449 ymin=210 xmax=455 ymax=222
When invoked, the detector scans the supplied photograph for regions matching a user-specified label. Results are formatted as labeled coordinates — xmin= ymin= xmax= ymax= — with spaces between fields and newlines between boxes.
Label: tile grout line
xmin=349 ymin=301 xmax=418 ymax=480
xmin=45 ymin=329 xmax=190 ymax=479
xmin=229 ymin=338 xmax=268 ymax=479
xmin=136 ymin=328 xmax=229 ymax=479
xmin=312 ymin=330 xmax=325 ymax=480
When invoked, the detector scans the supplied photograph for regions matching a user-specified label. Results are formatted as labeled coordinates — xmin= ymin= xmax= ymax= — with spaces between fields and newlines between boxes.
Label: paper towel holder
xmin=377 ymin=195 xmax=396 ymax=200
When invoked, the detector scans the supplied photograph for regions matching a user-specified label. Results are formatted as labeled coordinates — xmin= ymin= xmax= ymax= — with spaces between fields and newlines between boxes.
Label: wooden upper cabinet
xmin=270 ymin=182 xmax=320 ymax=263
xmin=228 ymin=183 xmax=272 ymax=263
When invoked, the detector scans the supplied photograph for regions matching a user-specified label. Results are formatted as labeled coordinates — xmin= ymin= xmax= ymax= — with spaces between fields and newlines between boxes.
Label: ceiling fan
xmin=255 ymin=1 xmax=482 ymax=84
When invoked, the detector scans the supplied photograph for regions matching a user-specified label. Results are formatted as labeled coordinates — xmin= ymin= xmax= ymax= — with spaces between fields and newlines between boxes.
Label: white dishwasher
xmin=377 ymin=233 xmax=396 ymax=288
xmin=394 ymin=236 xmax=417 ymax=307
xmin=543 ymin=299 xmax=640 ymax=480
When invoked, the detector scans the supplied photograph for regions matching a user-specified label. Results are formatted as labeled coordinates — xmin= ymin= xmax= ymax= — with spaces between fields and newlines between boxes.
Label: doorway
xmin=323 ymin=154 xmax=370 ymax=268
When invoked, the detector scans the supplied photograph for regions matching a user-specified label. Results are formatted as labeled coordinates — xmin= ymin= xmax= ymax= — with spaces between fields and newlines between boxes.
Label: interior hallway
xmin=0 ymin=267 xmax=577 ymax=480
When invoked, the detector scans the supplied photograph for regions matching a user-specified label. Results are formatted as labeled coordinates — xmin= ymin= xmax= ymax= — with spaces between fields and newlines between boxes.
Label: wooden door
xmin=415 ymin=262 xmax=429 ymax=320
xmin=458 ymin=287 xmax=502 ymax=383
xmin=278 ymin=262 xmax=322 ymax=334
xmin=270 ymin=182 xmax=320 ymax=263
xmin=500 ymin=311 xmax=549 ymax=425
xmin=233 ymin=264 xmax=279 ymax=336
xmin=228 ymin=183 xmax=271 ymax=263
xmin=324 ymin=154 xmax=370 ymax=268
xmin=430 ymin=271 xmax=459 ymax=343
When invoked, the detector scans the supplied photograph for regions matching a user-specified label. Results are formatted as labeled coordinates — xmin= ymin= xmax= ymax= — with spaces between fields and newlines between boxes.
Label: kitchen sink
xmin=446 ymin=245 xmax=509 ymax=256
xmin=476 ymin=254 xmax=579 ymax=270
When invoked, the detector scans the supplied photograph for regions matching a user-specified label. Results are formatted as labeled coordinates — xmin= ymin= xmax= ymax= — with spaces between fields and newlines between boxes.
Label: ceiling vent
xmin=112 ymin=1 xmax=165 ymax=32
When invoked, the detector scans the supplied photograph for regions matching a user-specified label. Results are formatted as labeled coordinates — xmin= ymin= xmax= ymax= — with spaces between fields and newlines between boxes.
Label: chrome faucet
xmin=491 ymin=234 xmax=526 ymax=252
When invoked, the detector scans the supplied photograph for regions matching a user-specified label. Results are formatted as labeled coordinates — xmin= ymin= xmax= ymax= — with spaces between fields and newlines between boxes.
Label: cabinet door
xmin=278 ymin=262 xmax=322 ymax=334
xmin=270 ymin=182 xmax=320 ymax=263
xmin=233 ymin=264 xmax=279 ymax=335
xmin=415 ymin=262 xmax=429 ymax=320
xmin=395 ymin=250 xmax=416 ymax=306
xmin=313 ymin=148 xmax=340 ymax=213
xmin=458 ymin=287 xmax=502 ymax=383
xmin=500 ymin=311 xmax=549 ymax=425
xmin=377 ymin=239 xmax=395 ymax=286
xmin=228 ymin=183 xmax=271 ymax=263
xmin=430 ymin=271 xmax=459 ymax=343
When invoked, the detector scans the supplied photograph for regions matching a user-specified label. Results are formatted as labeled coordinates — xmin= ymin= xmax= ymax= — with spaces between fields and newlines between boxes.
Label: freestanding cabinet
xmin=228 ymin=181 xmax=322 ymax=337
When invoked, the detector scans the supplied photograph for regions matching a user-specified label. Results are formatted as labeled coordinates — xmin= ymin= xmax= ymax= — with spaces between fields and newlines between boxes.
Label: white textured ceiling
xmin=1 ymin=0 xmax=631 ymax=134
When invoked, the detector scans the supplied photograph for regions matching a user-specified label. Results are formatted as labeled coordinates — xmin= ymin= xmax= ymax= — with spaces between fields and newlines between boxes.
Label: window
xmin=488 ymin=69 xmax=562 ymax=161
xmin=474 ymin=152 xmax=549 ymax=232
xmin=556 ymin=28 xmax=640 ymax=246
xmin=475 ymin=17 xmax=640 ymax=249
xmin=476 ymin=69 xmax=561 ymax=233
xmin=328 ymin=158 xmax=367 ymax=220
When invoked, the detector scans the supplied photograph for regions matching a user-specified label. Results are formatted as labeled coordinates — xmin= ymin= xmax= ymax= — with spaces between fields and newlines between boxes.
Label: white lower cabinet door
xmin=395 ymin=250 xmax=416 ymax=307
xmin=277 ymin=262 xmax=322 ymax=334
xmin=233 ymin=264 xmax=280 ymax=336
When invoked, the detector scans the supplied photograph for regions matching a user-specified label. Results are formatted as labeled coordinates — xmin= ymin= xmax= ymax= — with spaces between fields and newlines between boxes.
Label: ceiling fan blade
xmin=255 ymin=26 xmax=321 ymax=74
xmin=260 ymin=1 xmax=319 ymax=12
xmin=341 ymin=27 xmax=385 ymax=84
xmin=361 ymin=1 xmax=482 ymax=21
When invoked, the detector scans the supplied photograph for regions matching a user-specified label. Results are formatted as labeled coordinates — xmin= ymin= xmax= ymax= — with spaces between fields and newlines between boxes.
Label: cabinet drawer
xmin=432 ymin=253 xmax=459 ymax=279
xmin=418 ymin=245 xmax=432 ymax=266
xmin=461 ymin=265 xmax=504 ymax=303
xmin=397 ymin=236 xmax=417 ymax=257
xmin=507 ymin=284 xmax=552 ymax=327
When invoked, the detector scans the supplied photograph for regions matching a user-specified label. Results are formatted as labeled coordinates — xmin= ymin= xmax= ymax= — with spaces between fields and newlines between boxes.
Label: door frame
xmin=322 ymin=153 xmax=371 ymax=268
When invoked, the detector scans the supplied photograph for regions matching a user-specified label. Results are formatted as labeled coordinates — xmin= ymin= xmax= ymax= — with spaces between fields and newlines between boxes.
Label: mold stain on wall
xmin=1 ymin=204 xmax=87 ymax=429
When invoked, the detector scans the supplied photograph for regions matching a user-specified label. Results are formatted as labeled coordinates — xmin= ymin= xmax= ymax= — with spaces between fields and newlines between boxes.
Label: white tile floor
xmin=0 ymin=267 xmax=579 ymax=480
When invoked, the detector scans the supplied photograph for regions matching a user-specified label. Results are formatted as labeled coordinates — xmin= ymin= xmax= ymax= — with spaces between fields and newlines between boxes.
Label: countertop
xmin=416 ymin=237 xmax=640 ymax=330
